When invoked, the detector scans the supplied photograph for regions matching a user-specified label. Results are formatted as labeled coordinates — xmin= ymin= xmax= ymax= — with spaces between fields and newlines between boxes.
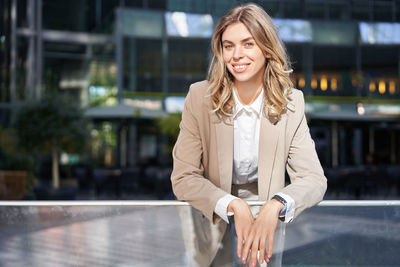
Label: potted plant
xmin=12 ymin=94 xmax=89 ymax=199
xmin=0 ymin=127 xmax=36 ymax=200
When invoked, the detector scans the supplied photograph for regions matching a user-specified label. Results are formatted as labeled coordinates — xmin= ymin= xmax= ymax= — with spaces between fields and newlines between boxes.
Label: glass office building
xmin=1 ymin=0 xmax=400 ymax=176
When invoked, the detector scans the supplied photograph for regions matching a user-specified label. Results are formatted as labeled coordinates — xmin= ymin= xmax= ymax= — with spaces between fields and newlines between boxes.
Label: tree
xmin=13 ymin=95 xmax=88 ymax=189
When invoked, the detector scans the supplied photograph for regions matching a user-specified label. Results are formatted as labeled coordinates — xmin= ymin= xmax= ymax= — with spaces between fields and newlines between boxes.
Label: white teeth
xmin=233 ymin=65 xmax=247 ymax=69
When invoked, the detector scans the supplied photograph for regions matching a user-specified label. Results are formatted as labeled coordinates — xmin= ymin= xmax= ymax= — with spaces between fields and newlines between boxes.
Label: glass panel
xmin=273 ymin=18 xmax=312 ymax=43
xmin=312 ymin=21 xmax=357 ymax=45
xmin=361 ymin=46 xmax=399 ymax=98
xmin=16 ymin=0 xmax=28 ymax=28
xmin=329 ymin=2 xmax=351 ymax=20
xmin=305 ymin=0 xmax=326 ymax=19
xmin=359 ymin=22 xmax=400 ymax=45
xmin=167 ymin=39 xmax=209 ymax=93
xmin=373 ymin=2 xmax=394 ymax=22
xmin=42 ymin=0 xmax=118 ymax=33
xmin=352 ymin=1 xmax=371 ymax=21
xmin=123 ymin=38 xmax=162 ymax=92
xmin=165 ymin=12 xmax=213 ymax=38
xmin=16 ymin=37 xmax=29 ymax=101
xmin=43 ymin=0 xmax=88 ymax=31
xmin=0 ymin=203 xmax=399 ymax=266
xmin=120 ymin=9 xmax=163 ymax=38
xmin=282 ymin=0 xmax=304 ymax=19
xmin=0 ymin=0 xmax=10 ymax=103
xmin=312 ymin=46 xmax=357 ymax=96
xmin=260 ymin=0 xmax=280 ymax=18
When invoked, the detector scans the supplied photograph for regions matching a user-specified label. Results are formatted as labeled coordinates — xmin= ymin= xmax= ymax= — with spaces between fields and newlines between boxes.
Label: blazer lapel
xmin=258 ymin=109 xmax=281 ymax=201
xmin=214 ymin=115 xmax=233 ymax=194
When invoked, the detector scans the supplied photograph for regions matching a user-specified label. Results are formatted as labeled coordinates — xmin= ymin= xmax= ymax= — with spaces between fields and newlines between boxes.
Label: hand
xmin=227 ymin=199 xmax=254 ymax=260
xmin=241 ymin=199 xmax=284 ymax=266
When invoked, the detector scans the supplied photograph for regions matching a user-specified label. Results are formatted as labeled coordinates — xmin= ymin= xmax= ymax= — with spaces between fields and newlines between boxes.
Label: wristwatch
xmin=271 ymin=195 xmax=287 ymax=216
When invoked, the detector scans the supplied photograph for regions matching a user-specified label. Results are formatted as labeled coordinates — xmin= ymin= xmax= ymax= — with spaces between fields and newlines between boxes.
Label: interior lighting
xmin=389 ymin=80 xmax=396 ymax=94
xmin=369 ymin=81 xmax=376 ymax=92
xmin=320 ymin=76 xmax=328 ymax=91
xmin=331 ymin=78 xmax=337 ymax=91
xmin=351 ymin=78 xmax=357 ymax=87
xmin=298 ymin=77 xmax=305 ymax=88
xmin=378 ymin=81 xmax=386 ymax=94
xmin=311 ymin=78 xmax=318 ymax=89
xmin=357 ymin=102 xmax=365 ymax=115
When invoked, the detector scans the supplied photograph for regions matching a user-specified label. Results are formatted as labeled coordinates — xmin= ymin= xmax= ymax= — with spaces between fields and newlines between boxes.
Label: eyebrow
xmin=222 ymin=37 xmax=254 ymax=44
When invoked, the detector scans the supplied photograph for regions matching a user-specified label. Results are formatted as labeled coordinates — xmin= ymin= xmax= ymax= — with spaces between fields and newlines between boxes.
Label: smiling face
xmin=222 ymin=22 xmax=268 ymax=89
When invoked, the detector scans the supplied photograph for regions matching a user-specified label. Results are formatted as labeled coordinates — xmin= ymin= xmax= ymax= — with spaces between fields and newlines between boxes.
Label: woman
xmin=171 ymin=3 xmax=327 ymax=266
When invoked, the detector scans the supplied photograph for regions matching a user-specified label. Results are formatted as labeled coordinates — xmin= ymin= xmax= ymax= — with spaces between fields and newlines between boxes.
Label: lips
xmin=231 ymin=63 xmax=250 ymax=73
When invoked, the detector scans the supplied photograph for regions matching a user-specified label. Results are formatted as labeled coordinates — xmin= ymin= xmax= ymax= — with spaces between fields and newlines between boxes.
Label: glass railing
xmin=0 ymin=200 xmax=399 ymax=266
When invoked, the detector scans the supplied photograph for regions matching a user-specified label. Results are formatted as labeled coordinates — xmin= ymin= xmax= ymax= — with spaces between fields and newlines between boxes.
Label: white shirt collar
xmin=232 ymin=88 xmax=264 ymax=119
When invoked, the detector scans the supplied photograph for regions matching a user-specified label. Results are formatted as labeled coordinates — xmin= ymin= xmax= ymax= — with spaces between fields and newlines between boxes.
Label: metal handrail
xmin=0 ymin=200 xmax=399 ymax=206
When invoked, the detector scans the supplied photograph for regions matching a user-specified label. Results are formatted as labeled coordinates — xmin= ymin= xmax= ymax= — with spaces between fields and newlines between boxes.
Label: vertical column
xmin=390 ymin=130 xmax=396 ymax=164
xmin=35 ymin=0 xmax=42 ymax=100
xmin=368 ymin=127 xmax=375 ymax=164
xmin=128 ymin=125 xmax=137 ymax=167
xmin=26 ymin=0 xmax=35 ymax=99
xmin=331 ymin=121 xmax=338 ymax=167
xmin=339 ymin=127 xmax=346 ymax=165
xmin=353 ymin=128 xmax=362 ymax=165
xmin=161 ymin=17 xmax=168 ymax=93
xmin=10 ymin=0 xmax=17 ymax=103
xmin=116 ymin=8 xmax=123 ymax=103
xmin=129 ymin=39 xmax=137 ymax=91
xmin=302 ymin=44 xmax=313 ymax=96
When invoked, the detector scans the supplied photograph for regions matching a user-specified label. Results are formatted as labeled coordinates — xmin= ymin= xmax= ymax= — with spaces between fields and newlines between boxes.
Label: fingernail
xmin=242 ymin=258 xmax=246 ymax=264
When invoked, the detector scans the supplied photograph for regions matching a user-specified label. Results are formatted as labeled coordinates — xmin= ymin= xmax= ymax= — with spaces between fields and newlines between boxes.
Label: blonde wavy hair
xmin=207 ymin=3 xmax=293 ymax=119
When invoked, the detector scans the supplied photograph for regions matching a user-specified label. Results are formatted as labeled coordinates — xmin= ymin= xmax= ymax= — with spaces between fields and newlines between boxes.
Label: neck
xmin=234 ymin=82 xmax=263 ymax=105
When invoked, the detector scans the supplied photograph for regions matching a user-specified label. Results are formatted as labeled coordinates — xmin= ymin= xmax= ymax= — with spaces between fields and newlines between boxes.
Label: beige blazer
xmin=171 ymin=80 xmax=327 ymax=265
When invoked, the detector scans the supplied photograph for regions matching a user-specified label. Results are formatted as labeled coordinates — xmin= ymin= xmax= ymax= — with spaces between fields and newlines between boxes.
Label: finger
xmin=267 ymin=232 xmax=275 ymax=259
xmin=236 ymin=234 xmax=243 ymax=259
xmin=259 ymin=236 xmax=266 ymax=264
xmin=242 ymin=232 xmax=253 ymax=264
xmin=250 ymin=238 xmax=259 ymax=267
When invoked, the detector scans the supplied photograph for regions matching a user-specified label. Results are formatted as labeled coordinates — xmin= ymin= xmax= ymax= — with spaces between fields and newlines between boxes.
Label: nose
xmin=232 ymin=45 xmax=244 ymax=60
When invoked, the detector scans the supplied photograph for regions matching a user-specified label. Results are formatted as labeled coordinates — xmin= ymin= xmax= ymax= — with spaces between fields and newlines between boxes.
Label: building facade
xmin=1 ymin=0 xmax=400 ymax=173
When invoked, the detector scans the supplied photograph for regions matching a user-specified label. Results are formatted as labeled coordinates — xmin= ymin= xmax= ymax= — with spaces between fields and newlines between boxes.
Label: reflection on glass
xmin=0 ymin=203 xmax=399 ymax=266
xmin=389 ymin=81 xmax=396 ymax=94
xmin=359 ymin=22 xmax=400 ymax=45
xmin=273 ymin=18 xmax=312 ymax=43
xmin=165 ymin=12 xmax=213 ymax=38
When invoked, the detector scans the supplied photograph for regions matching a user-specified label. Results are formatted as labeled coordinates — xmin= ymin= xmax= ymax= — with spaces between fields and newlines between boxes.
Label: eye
xmin=245 ymin=42 xmax=254 ymax=47
xmin=224 ymin=44 xmax=233 ymax=49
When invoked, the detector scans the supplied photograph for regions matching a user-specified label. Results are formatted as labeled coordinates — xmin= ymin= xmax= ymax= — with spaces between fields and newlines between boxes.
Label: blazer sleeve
xmin=170 ymin=85 xmax=228 ymax=223
xmin=279 ymin=90 xmax=327 ymax=218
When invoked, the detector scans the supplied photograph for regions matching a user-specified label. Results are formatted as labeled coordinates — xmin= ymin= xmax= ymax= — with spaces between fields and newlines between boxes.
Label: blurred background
xmin=0 ymin=0 xmax=399 ymax=201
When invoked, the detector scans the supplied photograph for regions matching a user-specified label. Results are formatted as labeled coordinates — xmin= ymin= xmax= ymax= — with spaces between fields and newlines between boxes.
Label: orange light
xmin=351 ymin=78 xmax=357 ymax=87
xmin=369 ymin=81 xmax=376 ymax=92
xmin=298 ymin=77 xmax=305 ymax=88
xmin=378 ymin=81 xmax=386 ymax=94
xmin=311 ymin=78 xmax=318 ymax=89
xmin=320 ymin=76 xmax=328 ymax=91
xmin=389 ymin=80 xmax=396 ymax=94
xmin=331 ymin=78 xmax=337 ymax=91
